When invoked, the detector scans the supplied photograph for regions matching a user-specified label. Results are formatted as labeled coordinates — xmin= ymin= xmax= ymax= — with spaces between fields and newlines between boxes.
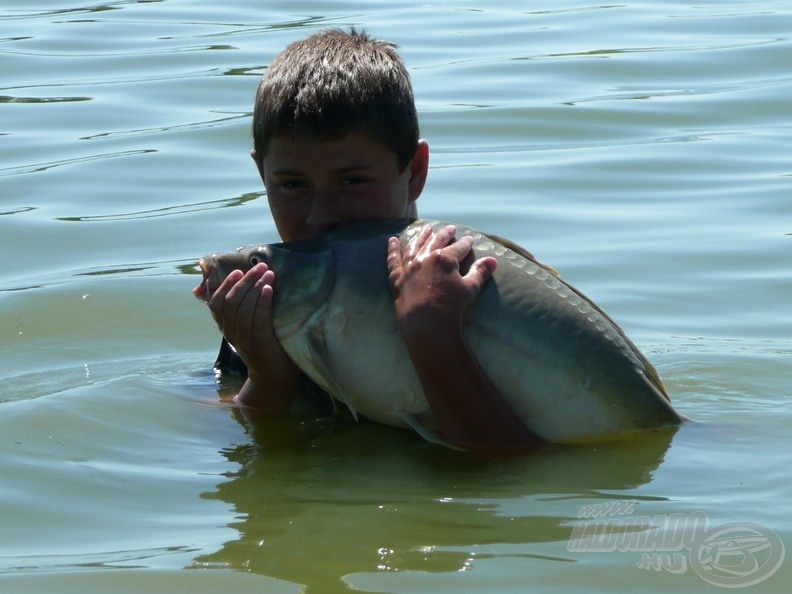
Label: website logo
xmin=568 ymin=500 xmax=784 ymax=588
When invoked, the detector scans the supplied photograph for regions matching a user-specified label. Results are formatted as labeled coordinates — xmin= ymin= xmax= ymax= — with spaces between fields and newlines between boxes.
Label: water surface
xmin=1 ymin=1 xmax=790 ymax=592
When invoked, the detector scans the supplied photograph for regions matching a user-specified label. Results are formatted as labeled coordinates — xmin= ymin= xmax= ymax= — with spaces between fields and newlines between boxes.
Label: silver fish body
xmin=200 ymin=219 xmax=682 ymax=443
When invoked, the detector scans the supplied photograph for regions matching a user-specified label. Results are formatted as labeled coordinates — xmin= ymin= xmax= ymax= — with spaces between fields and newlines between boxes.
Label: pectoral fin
xmin=301 ymin=330 xmax=360 ymax=421
xmin=400 ymin=412 xmax=464 ymax=451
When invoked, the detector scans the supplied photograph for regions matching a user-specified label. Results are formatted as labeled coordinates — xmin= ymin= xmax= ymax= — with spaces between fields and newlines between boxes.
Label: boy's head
xmin=252 ymin=28 xmax=419 ymax=173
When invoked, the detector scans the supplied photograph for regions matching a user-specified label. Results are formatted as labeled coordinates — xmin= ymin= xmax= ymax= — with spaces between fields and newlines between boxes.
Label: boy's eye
xmin=341 ymin=177 xmax=366 ymax=186
xmin=280 ymin=180 xmax=306 ymax=190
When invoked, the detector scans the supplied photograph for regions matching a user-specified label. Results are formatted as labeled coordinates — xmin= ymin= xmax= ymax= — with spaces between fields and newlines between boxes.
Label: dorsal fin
xmin=484 ymin=231 xmax=670 ymax=401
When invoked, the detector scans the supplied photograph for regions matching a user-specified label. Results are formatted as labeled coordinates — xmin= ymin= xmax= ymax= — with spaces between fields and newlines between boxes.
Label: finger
xmin=247 ymin=269 xmax=276 ymax=337
xmin=424 ymin=224 xmax=456 ymax=253
xmin=207 ymin=269 xmax=244 ymax=326
xmin=260 ymin=267 xmax=275 ymax=287
xmin=463 ymin=256 xmax=498 ymax=291
xmin=211 ymin=264 xmax=267 ymax=332
xmin=227 ymin=263 xmax=269 ymax=298
xmin=386 ymin=236 xmax=403 ymax=272
xmin=251 ymin=274 xmax=275 ymax=335
xmin=231 ymin=264 xmax=272 ymax=332
xmin=441 ymin=234 xmax=475 ymax=264
xmin=405 ymin=225 xmax=432 ymax=260
xmin=209 ymin=269 xmax=243 ymax=302
xmin=205 ymin=259 xmax=256 ymax=300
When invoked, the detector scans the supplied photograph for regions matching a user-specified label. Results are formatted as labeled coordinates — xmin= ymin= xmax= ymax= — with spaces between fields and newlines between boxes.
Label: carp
xmin=197 ymin=219 xmax=682 ymax=445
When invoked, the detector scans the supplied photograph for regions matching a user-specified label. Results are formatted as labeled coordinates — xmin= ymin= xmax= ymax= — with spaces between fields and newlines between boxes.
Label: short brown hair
xmin=252 ymin=28 xmax=419 ymax=171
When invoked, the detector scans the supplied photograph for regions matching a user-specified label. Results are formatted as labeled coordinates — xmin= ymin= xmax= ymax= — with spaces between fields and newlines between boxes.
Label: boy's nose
xmin=306 ymin=194 xmax=342 ymax=232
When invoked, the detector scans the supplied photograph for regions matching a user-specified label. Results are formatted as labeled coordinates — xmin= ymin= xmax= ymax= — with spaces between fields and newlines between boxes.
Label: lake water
xmin=1 ymin=1 xmax=790 ymax=592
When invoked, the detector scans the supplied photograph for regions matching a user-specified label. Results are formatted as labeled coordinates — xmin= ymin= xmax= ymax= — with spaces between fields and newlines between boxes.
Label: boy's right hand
xmin=201 ymin=263 xmax=301 ymax=410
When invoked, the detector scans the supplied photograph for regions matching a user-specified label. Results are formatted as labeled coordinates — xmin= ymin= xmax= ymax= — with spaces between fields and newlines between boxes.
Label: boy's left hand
xmin=386 ymin=224 xmax=497 ymax=337
xmin=386 ymin=224 xmax=540 ymax=453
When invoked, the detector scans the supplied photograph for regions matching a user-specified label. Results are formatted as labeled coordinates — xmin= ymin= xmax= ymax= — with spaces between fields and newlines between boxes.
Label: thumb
xmin=465 ymin=256 xmax=498 ymax=290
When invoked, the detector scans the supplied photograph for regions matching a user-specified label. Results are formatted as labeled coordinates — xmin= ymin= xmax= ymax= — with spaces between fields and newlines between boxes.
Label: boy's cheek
xmin=267 ymin=198 xmax=307 ymax=235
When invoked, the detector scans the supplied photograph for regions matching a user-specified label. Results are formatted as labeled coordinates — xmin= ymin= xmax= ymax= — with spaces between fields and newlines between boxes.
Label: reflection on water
xmin=193 ymin=411 xmax=677 ymax=592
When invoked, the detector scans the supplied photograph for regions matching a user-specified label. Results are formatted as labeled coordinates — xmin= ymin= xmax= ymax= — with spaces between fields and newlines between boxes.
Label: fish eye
xmin=249 ymin=250 xmax=268 ymax=267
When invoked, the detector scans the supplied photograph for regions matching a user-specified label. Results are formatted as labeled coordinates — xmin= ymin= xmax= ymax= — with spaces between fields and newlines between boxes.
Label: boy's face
xmin=253 ymin=132 xmax=428 ymax=242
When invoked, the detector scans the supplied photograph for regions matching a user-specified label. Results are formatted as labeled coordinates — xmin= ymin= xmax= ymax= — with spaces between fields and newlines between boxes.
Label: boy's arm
xmin=387 ymin=225 xmax=542 ymax=454
xmin=202 ymin=263 xmax=301 ymax=412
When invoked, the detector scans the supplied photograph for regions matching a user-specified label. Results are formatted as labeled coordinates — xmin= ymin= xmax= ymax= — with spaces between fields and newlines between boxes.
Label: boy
xmin=197 ymin=28 xmax=538 ymax=453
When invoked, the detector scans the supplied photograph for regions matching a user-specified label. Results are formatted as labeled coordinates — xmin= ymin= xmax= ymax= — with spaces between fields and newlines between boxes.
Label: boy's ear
xmin=251 ymin=149 xmax=265 ymax=182
xmin=407 ymin=140 xmax=430 ymax=202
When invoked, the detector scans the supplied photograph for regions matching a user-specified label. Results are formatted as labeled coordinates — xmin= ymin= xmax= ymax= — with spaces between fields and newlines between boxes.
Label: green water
xmin=1 ymin=1 xmax=790 ymax=592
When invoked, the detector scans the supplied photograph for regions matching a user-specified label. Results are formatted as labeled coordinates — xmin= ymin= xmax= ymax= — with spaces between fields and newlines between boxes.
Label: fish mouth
xmin=192 ymin=257 xmax=214 ymax=303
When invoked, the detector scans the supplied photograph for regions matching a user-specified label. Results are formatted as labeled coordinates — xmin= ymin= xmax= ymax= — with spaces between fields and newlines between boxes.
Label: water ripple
xmin=79 ymin=112 xmax=247 ymax=141
xmin=0 ymin=1 xmax=132 ymax=21
xmin=55 ymin=192 xmax=261 ymax=222
xmin=0 ymin=43 xmax=235 ymax=58
xmin=0 ymin=206 xmax=37 ymax=216
xmin=0 ymin=94 xmax=91 ymax=103
xmin=0 ymin=149 xmax=156 ymax=177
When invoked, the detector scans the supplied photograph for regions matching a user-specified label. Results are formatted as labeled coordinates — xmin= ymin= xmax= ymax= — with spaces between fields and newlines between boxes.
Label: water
xmin=1 ymin=1 xmax=790 ymax=592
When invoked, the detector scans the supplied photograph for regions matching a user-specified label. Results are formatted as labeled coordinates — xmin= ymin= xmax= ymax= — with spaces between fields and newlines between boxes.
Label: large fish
xmin=198 ymin=219 xmax=683 ymax=445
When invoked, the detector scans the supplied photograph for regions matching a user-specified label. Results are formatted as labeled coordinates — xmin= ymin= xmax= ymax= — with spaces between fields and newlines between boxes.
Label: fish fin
xmin=484 ymin=231 xmax=669 ymax=400
xmin=302 ymin=330 xmax=360 ymax=422
xmin=400 ymin=413 xmax=465 ymax=451
xmin=483 ymin=232 xmax=560 ymax=277
xmin=485 ymin=229 xmax=670 ymax=402
xmin=641 ymin=358 xmax=672 ymax=402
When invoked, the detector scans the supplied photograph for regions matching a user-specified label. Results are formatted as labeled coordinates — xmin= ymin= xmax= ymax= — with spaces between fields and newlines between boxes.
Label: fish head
xmin=211 ymin=244 xmax=275 ymax=278
xmin=196 ymin=242 xmax=334 ymax=332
